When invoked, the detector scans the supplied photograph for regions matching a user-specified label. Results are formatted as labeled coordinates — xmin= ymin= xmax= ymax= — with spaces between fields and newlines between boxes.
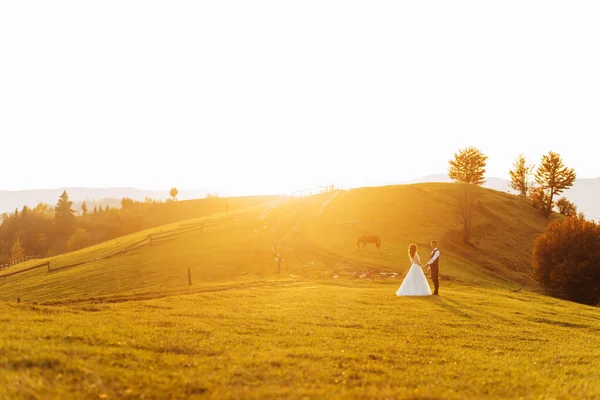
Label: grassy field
xmin=1 ymin=280 xmax=600 ymax=399
xmin=1 ymin=183 xmax=598 ymax=399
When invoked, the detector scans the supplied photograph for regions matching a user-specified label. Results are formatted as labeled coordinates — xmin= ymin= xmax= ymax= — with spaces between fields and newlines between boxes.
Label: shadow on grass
xmin=434 ymin=296 xmax=516 ymax=324
xmin=430 ymin=297 xmax=473 ymax=319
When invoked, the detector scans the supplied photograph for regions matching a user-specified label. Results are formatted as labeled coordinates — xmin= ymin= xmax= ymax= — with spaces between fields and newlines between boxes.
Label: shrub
xmin=532 ymin=215 xmax=600 ymax=305
xmin=556 ymin=197 xmax=577 ymax=217
xmin=529 ymin=187 xmax=549 ymax=212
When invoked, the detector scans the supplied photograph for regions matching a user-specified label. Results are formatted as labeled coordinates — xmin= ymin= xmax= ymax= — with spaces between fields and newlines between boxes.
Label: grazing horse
xmin=356 ymin=234 xmax=381 ymax=251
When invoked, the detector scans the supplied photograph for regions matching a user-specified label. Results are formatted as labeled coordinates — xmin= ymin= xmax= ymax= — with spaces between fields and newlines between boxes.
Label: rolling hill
xmin=408 ymin=174 xmax=600 ymax=220
xmin=1 ymin=183 xmax=547 ymax=302
xmin=2 ymin=183 xmax=599 ymax=399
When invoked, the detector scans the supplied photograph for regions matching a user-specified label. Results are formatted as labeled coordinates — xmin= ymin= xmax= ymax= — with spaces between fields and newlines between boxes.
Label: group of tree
xmin=0 ymin=190 xmax=230 ymax=265
xmin=448 ymin=147 xmax=599 ymax=305
xmin=509 ymin=152 xmax=577 ymax=216
xmin=448 ymin=147 xmax=579 ymax=243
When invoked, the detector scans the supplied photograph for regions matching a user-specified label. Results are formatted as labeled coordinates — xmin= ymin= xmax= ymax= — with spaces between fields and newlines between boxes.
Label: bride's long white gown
xmin=396 ymin=254 xmax=432 ymax=296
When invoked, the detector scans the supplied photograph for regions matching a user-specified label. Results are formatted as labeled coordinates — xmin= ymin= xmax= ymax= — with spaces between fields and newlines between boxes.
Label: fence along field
xmin=0 ymin=255 xmax=39 ymax=270
xmin=0 ymin=206 xmax=269 ymax=300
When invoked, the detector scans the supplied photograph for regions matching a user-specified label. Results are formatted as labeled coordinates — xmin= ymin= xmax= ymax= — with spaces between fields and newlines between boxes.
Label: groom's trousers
xmin=430 ymin=265 xmax=439 ymax=294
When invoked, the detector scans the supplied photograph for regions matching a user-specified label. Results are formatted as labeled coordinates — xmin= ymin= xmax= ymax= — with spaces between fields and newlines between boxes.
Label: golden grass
xmin=2 ymin=183 xmax=592 ymax=399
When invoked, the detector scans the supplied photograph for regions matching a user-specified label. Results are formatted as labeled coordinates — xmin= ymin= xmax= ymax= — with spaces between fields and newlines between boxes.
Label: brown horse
xmin=356 ymin=234 xmax=381 ymax=251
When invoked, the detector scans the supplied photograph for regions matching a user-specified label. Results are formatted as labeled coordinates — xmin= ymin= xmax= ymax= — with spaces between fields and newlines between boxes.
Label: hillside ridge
xmin=0 ymin=183 xmax=548 ymax=302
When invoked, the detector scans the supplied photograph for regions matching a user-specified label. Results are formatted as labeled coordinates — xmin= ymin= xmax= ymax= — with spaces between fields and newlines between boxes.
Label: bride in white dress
xmin=396 ymin=243 xmax=432 ymax=296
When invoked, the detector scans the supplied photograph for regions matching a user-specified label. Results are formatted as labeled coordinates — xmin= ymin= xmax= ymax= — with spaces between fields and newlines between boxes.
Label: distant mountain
xmin=561 ymin=177 xmax=600 ymax=221
xmin=0 ymin=187 xmax=210 ymax=214
xmin=409 ymin=174 xmax=600 ymax=220
xmin=2 ymin=176 xmax=598 ymax=220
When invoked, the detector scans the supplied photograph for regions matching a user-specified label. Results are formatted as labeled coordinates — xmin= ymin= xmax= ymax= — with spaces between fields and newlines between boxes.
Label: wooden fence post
xmin=188 ymin=267 xmax=192 ymax=286
xmin=47 ymin=262 xmax=51 ymax=272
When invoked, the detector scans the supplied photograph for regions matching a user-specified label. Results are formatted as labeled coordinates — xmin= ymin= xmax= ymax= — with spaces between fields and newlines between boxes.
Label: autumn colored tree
xmin=529 ymin=187 xmax=550 ymax=211
xmin=170 ymin=187 xmax=179 ymax=201
xmin=534 ymin=152 xmax=576 ymax=216
xmin=448 ymin=147 xmax=488 ymax=185
xmin=68 ymin=228 xmax=91 ymax=251
xmin=448 ymin=147 xmax=488 ymax=243
xmin=556 ymin=198 xmax=577 ymax=217
xmin=509 ymin=154 xmax=534 ymax=197
xmin=10 ymin=237 xmax=25 ymax=261
xmin=532 ymin=216 xmax=600 ymax=305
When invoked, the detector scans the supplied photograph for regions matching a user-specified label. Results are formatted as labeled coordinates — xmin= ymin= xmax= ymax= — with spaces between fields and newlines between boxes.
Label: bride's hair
xmin=409 ymin=243 xmax=417 ymax=258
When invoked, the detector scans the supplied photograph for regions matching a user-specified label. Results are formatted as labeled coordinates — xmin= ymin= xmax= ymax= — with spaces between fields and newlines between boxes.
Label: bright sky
xmin=1 ymin=1 xmax=599 ymax=195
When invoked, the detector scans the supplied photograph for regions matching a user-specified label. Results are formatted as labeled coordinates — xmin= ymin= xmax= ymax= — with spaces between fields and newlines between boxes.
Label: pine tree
xmin=81 ymin=202 xmax=88 ymax=216
xmin=55 ymin=190 xmax=75 ymax=238
xmin=509 ymin=154 xmax=534 ymax=197
xmin=534 ymin=152 xmax=576 ymax=216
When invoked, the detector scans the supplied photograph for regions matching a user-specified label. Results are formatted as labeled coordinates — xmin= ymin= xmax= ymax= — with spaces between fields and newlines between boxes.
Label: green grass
xmin=1 ymin=280 xmax=599 ymax=399
xmin=1 ymin=183 xmax=597 ymax=398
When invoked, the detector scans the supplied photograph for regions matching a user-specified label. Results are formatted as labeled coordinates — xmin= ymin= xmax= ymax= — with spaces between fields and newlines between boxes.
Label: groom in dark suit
xmin=425 ymin=240 xmax=440 ymax=295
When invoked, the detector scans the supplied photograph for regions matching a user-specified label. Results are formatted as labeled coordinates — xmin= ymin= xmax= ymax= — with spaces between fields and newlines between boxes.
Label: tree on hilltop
xmin=534 ymin=151 xmax=576 ymax=216
xmin=448 ymin=147 xmax=488 ymax=243
xmin=509 ymin=154 xmax=534 ymax=197
xmin=170 ymin=187 xmax=179 ymax=201
xmin=448 ymin=147 xmax=488 ymax=185
xmin=556 ymin=197 xmax=577 ymax=217
xmin=530 ymin=187 xmax=550 ymax=211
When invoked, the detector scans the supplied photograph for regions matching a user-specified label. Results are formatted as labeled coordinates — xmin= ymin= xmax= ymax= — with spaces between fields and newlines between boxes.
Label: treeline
xmin=0 ymin=191 xmax=237 ymax=264
xmin=507 ymin=152 xmax=577 ymax=217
